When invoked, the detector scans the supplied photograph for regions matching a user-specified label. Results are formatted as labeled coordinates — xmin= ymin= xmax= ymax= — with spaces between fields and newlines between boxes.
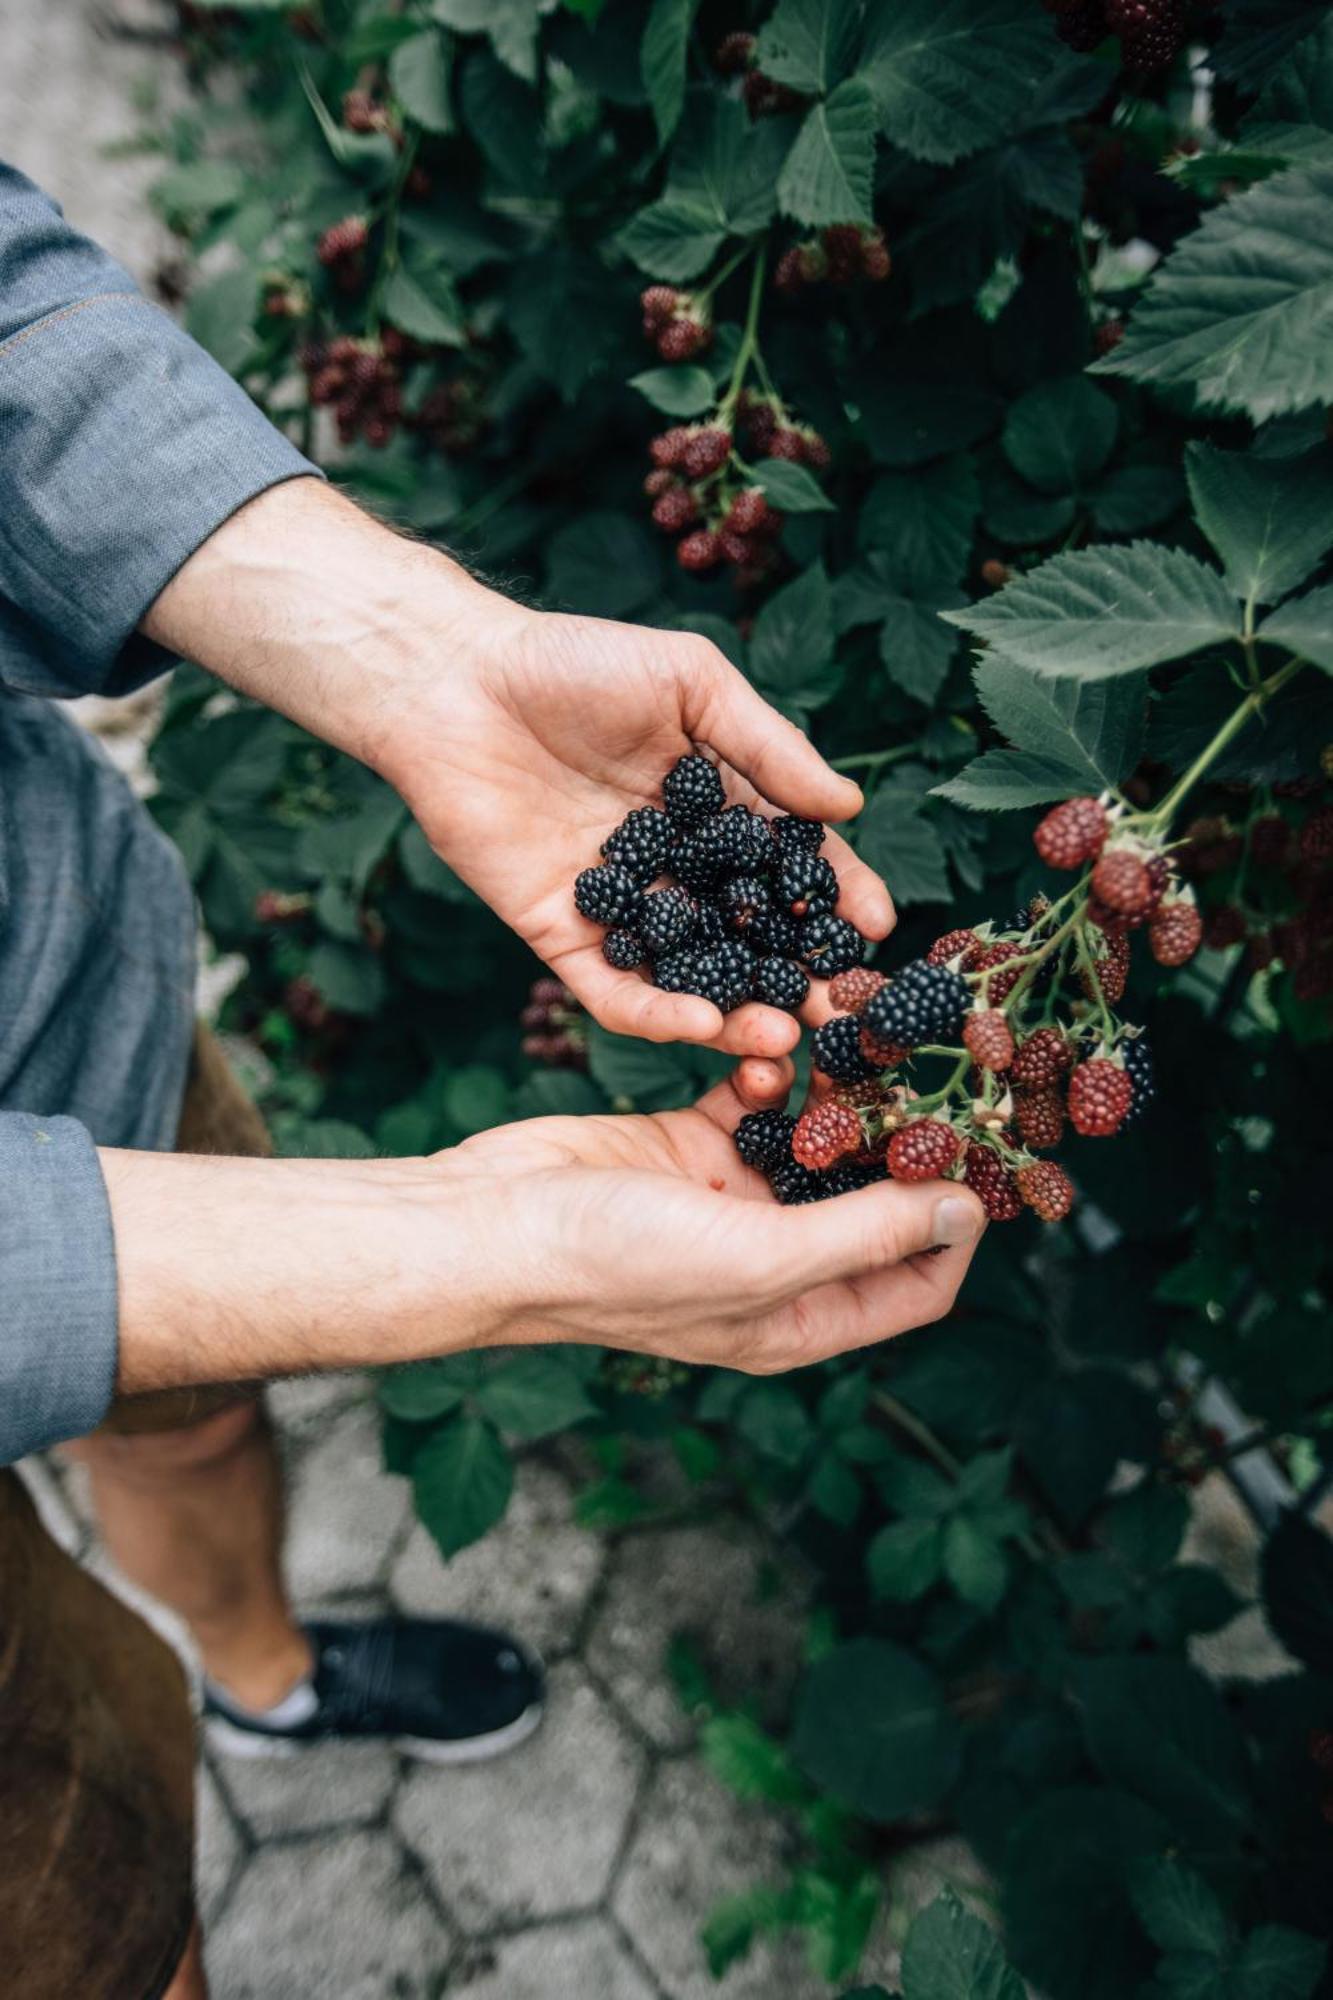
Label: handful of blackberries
xmin=573 ymin=754 xmax=868 ymax=1014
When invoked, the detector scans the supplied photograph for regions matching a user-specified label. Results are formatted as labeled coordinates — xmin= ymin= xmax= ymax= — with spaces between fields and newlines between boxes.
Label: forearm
xmin=100 ymin=1147 xmax=526 ymax=1393
xmin=138 ymin=478 xmax=528 ymax=780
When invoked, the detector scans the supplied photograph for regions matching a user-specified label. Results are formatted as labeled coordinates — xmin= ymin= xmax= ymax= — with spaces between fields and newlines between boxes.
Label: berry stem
xmin=700 ymin=241 xmax=751 ymax=303
xmin=717 ymin=245 xmax=769 ymax=426
xmin=830 ymin=743 xmax=918 ymax=777
xmin=365 ymin=128 xmax=421 ymax=338
xmin=869 ymin=1391 xmax=1047 ymax=1562
xmin=1072 ymin=925 xmax=1115 ymax=1038
xmin=1141 ymin=655 xmax=1306 ymax=832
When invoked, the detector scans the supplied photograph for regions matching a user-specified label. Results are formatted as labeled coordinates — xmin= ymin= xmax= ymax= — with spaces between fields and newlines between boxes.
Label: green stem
xmin=717 ymin=245 xmax=768 ymax=424
xmin=870 ymin=1391 xmax=1046 ymax=1563
xmin=830 ymin=743 xmax=917 ymax=776
xmin=1144 ymin=655 xmax=1305 ymax=831
xmin=701 ymin=242 xmax=750 ymax=302
xmin=366 ymin=130 xmax=420 ymax=337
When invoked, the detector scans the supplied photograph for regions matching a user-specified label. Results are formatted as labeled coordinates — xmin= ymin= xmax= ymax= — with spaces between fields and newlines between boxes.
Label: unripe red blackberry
xmin=1109 ymin=0 xmax=1185 ymax=68
xmin=860 ymin=228 xmax=891 ymax=281
xmin=677 ymin=529 xmax=722 ymax=572
xmin=822 ymin=225 xmax=863 ymax=283
xmin=317 ymin=215 xmax=368 ymax=266
xmin=1081 ymin=927 xmax=1131 ymax=1004
xmin=719 ymin=529 xmax=757 ymax=567
xmin=860 ymin=1023 xmax=909 ymax=1070
xmin=658 ymin=316 xmax=711 ymax=363
xmin=1017 ymin=1160 xmax=1075 ymax=1222
xmin=1034 ymin=796 xmax=1109 ymax=868
xmin=1094 ymin=319 xmax=1125 ymax=356
xmin=680 ymin=426 xmax=732 ymax=479
xmin=1091 ymin=846 xmax=1155 ymax=916
xmin=714 ymin=29 xmax=756 ymax=72
xmin=828 ymin=967 xmax=886 ymax=1015
xmin=774 ymin=246 xmax=807 ymax=295
xmin=1014 ymin=1086 xmax=1065 ymax=1150
xmin=1149 ymin=898 xmax=1203 ymax=966
xmin=651 ymin=486 xmax=698 ymax=533
xmin=964 ymin=1142 xmax=1023 ymax=1221
xmin=1068 ymin=1056 xmax=1134 ymax=1137
xmin=1010 ymin=1028 xmax=1072 ymax=1089
xmin=650 ymin=427 xmax=693 ymax=469
xmin=640 ymin=285 xmax=680 ymax=330
xmin=963 ymin=1008 xmax=1015 ymax=1072
xmin=927 ymin=927 xmax=977 ymax=966
xmin=980 ymin=559 xmax=1012 ymax=589
xmin=793 ymin=1100 xmax=863 ymax=1170
xmin=644 ymin=467 xmax=676 ymax=499
xmin=965 ymin=941 xmax=1025 ymax=1005
xmin=725 ymin=488 xmax=779 ymax=536
xmin=887 ymin=1119 xmax=960 ymax=1183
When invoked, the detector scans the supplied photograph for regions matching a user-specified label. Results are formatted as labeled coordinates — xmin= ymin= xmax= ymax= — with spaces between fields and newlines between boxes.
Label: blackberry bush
xmin=149 ymin=6 xmax=1333 ymax=1995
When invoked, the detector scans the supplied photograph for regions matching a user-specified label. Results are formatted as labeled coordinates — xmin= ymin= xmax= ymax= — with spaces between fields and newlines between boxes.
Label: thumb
xmin=779 ymin=1178 xmax=985 ymax=1289
xmin=699 ymin=662 xmax=864 ymax=824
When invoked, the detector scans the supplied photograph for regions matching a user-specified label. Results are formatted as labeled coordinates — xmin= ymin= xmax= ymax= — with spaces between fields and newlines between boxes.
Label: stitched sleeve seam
xmin=0 ymin=290 xmax=154 ymax=367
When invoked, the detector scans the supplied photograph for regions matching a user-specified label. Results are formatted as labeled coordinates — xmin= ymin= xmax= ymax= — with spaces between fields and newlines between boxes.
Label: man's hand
xmin=103 ymin=1061 xmax=983 ymax=1395
xmin=142 ymin=481 xmax=894 ymax=1058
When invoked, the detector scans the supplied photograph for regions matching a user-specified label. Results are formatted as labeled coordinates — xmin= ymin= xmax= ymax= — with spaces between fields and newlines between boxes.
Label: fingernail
xmin=932 ymin=1197 xmax=980 ymax=1247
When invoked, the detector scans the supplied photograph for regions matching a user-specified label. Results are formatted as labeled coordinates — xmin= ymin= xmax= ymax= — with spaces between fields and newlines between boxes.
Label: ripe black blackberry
xmin=770 ymin=1158 xmax=827 ymax=1205
xmin=750 ymin=909 xmax=800 ymax=957
xmin=694 ymin=940 xmax=755 ymax=1011
xmin=639 ymin=886 xmax=697 ymax=958
xmin=601 ymin=806 xmax=672 ymax=882
xmin=574 ymin=862 xmax=641 ymax=927
xmin=663 ymin=753 xmax=725 ymax=826
xmin=1119 ymin=1033 xmax=1156 ymax=1127
xmin=752 ymin=957 xmax=809 ymax=1010
xmin=778 ymin=851 xmax=837 ymax=918
xmin=695 ymin=900 xmax=728 ymax=946
xmin=864 ymin=960 xmax=968 ymax=1048
xmin=825 ymin=1162 xmax=887 ymax=1195
xmin=672 ymin=823 xmax=727 ymax=895
xmin=716 ymin=804 xmax=774 ymax=874
xmin=735 ymin=1108 xmax=796 ymax=1172
xmin=812 ymin=1013 xmax=872 ymax=1082
xmin=721 ymin=874 xmax=772 ymax=933
xmin=771 ymin=815 xmax=824 ymax=855
xmin=654 ymin=949 xmax=703 ymax=993
xmin=798 ymin=913 xmax=865 ymax=977
xmin=602 ymin=929 xmax=644 ymax=970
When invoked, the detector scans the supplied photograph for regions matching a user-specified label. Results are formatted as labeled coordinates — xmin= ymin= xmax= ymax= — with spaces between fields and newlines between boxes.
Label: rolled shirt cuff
xmin=0 ymin=291 xmax=322 ymax=700
xmin=0 ymin=1114 xmax=118 ymax=1462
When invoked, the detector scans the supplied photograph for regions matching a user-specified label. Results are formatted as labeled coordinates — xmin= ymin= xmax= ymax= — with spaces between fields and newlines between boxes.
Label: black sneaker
xmin=203 ymin=1616 xmax=544 ymax=1765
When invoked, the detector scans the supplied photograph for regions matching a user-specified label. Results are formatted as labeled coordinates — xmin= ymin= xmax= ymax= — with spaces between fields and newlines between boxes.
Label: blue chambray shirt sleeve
xmin=0 ymin=1116 xmax=118 ymax=1464
xmin=0 ymin=161 xmax=322 ymax=699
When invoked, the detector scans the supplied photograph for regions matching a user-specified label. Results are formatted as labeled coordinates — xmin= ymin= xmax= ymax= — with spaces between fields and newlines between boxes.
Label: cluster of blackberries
xmin=1033 ymin=796 xmax=1201 ymax=967
xmin=1046 ymin=0 xmax=1187 ymax=68
xmin=640 ymin=286 xmax=711 ymax=363
xmin=573 ymin=756 xmax=866 ymax=1013
xmin=520 ymin=978 xmax=587 ymax=1070
xmin=1175 ymin=788 xmax=1333 ymax=1002
xmin=775 ymin=226 xmax=892 ymax=293
xmin=412 ymin=374 xmax=489 ymax=457
xmin=302 ymin=332 xmax=412 ymax=448
xmin=712 ymin=31 xmax=807 ymax=116
xmin=316 ymin=215 xmax=369 ymax=295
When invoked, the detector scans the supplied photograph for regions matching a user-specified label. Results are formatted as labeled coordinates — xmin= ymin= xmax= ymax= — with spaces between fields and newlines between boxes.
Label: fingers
xmin=695 ymin=661 xmax=864 ymax=826
xmin=696 ymin=1055 xmax=796 ymax=1133
xmin=820 ymin=826 xmax=895 ymax=941
xmin=752 ymin=1226 xmax=981 ymax=1366
xmin=776 ymin=1179 xmax=985 ymax=1293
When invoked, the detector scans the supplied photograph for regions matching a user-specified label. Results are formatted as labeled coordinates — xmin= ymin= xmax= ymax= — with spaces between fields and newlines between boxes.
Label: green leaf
xmin=459 ymin=48 xmax=543 ymax=189
xmin=642 ymin=0 xmax=699 ymax=147
xmin=1003 ymin=1788 xmax=1168 ymax=2000
xmin=185 ymin=265 xmax=258 ymax=375
xmin=867 ymin=1516 xmax=942 ymax=1601
xmin=1091 ymin=163 xmax=1333 ymax=421
xmin=857 ymin=372 xmax=1002 ymax=469
xmin=878 ymin=591 xmax=962 ymax=706
xmin=749 ymin=562 xmax=841 ymax=709
xmin=586 ymin=1023 xmax=696 ymax=1107
xmin=306 ymin=939 xmax=385 ymax=1015
xmin=670 ymin=93 xmax=791 ymax=234
xmin=934 ymin=654 xmax=1147 ymax=810
xmin=702 ymin=1713 xmax=808 ymax=1803
xmin=737 ymin=1380 xmax=816 ymax=1466
xmin=778 ymin=79 xmax=877 ymax=227
xmin=791 ymin=1638 xmax=961 ymax=1821
xmin=547 ymin=511 xmax=662 ymax=617
xmin=902 ymin=131 xmax=1083 ymax=315
xmin=377 ymin=1358 xmax=471 ymax=1422
xmin=628 ymin=363 xmax=716 ymax=416
xmin=1258 ymin=583 xmax=1333 ymax=672
xmin=1089 ymin=461 xmax=1186 ymax=537
xmin=382 ymin=262 xmax=466 ymax=345
xmin=1127 ymin=1856 xmax=1231 ymax=1958
xmin=1101 ymin=1479 xmax=1188 ymax=1574
xmin=1232 ymin=1926 xmax=1327 ymax=2000
xmin=941 ymin=1516 xmax=1009 ymax=1612
xmin=855 ymin=784 xmax=952 ymax=905
xmin=809 ymin=1450 xmax=862 ymax=1526
xmin=1261 ymin=1510 xmax=1333 ymax=1673
xmin=474 ymin=1351 xmax=596 ymax=1438
xmin=1002 ymin=378 xmax=1119 ymax=495
xmin=618 ymin=197 xmax=726 ymax=280
xmin=900 ymin=1889 xmax=1026 ymax=2000
xmin=757 ymin=0 xmax=860 ymax=95
xmin=858 ymin=457 xmax=980 ymax=590
xmin=753 ymin=457 xmax=838 ymax=513
xmin=434 ymin=0 xmax=539 ymax=82
xmin=859 ymin=0 xmax=1063 ymax=166
xmin=1185 ymin=442 xmax=1333 ymax=605
xmin=389 ymin=28 xmax=454 ymax=132
xmin=411 ymin=1413 xmax=514 ymax=1558
xmin=1078 ymin=1656 xmax=1255 ymax=1845
xmin=944 ymin=543 xmax=1240 ymax=680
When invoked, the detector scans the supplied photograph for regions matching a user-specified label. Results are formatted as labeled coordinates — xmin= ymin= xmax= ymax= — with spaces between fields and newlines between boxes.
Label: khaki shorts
xmin=0 ymin=1026 xmax=272 ymax=1999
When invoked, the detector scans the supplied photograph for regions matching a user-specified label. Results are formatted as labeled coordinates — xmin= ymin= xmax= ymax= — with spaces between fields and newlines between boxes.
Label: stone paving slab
xmin=395 ymin=1661 xmax=647 ymax=1935
xmin=196 ymin=1756 xmax=245 ymax=1931
xmin=284 ymin=1400 xmax=411 ymax=1605
xmin=211 ymin=1736 xmax=399 ymax=1842
xmin=391 ymin=1458 xmax=606 ymax=1660
xmin=448 ymin=1918 xmax=662 ymax=2000
xmin=585 ymin=1521 xmax=809 ymax=1751
xmin=205 ymin=1828 xmax=452 ymax=1999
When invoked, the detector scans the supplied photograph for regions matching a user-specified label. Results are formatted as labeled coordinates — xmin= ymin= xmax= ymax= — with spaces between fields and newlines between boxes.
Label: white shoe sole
xmin=205 ymin=1697 xmax=545 ymax=1765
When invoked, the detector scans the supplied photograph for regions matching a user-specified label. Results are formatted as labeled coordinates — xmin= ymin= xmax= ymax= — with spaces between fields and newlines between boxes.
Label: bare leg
xmin=65 ymin=1402 xmax=312 ymax=1710
xmin=163 ymin=1922 xmax=209 ymax=2000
